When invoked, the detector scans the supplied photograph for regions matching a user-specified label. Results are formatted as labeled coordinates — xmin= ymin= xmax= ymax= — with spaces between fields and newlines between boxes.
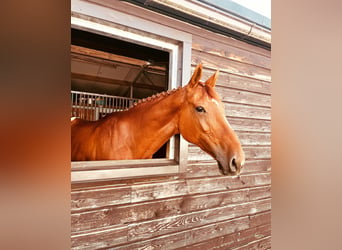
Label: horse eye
xmin=195 ymin=106 xmax=206 ymax=113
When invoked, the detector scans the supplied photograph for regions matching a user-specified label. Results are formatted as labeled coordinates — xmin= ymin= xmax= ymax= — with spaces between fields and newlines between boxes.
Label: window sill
xmin=71 ymin=159 xmax=179 ymax=183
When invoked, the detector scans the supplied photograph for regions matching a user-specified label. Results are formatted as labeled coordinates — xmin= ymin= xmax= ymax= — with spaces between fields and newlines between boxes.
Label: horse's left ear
xmin=205 ymin=70 xmax=219 ymax=88
xmin=189 ymin=63 xmax=203 ymax=88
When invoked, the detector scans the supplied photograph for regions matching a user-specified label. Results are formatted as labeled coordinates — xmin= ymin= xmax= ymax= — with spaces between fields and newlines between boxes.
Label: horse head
xmin=179 ymin=64 xmax=245 ymax=175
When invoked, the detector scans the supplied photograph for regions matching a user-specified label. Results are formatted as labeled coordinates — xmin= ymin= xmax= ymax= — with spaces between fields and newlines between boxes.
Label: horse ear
xmin=189 ymin=63 xmax=203 ymax=87
xmin=205 ymin=70 xmax=219 ymax=88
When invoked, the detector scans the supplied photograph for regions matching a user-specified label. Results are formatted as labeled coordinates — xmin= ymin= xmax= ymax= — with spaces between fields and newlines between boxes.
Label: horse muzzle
xmin=217 ymin=154 xmax=244 ymax=176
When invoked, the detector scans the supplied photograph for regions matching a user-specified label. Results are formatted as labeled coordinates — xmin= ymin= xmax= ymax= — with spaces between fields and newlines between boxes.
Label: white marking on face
xmin=211 ymin=98 xmax=232 ymax=129
xmin=225 ymin=119 xmax=232 ymax=128
xmin=211 ymin=98 xmax=219 ymax=106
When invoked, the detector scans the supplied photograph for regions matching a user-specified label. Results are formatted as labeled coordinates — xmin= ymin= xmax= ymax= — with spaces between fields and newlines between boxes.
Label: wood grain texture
xmin=186 ymin=173 xmax=271 ymax=194
xmin=186 ymin=160 xmax=270 ymax=177
xmin=72 ymin=173 xmax=270 ymax=212
xmin=219 ymin=87 xmax=271 ymax=107
xmin=217 ymin=71 xmax=271 ymax=95
xmin=188 ymin=145 xmax=271 ymax=161
xmin=71 ymin=224 xmax=128 ymax=249
xmin=71 ymin=185 xmax=132 ymax=211
xmin=116 ymin=216 xmax=251 ymax=250
xmin=181 ymin=223 xmax=271 ymax=250
xmin=227 ymin=117 xmax=271 ymax=133
xmin=192 ymin=51 xmax=271 ymax=82
xmin=72 ymin=198 xmax=270 ymax=235
xmin=71 ymin=187 xmax=270 ymax=232
xmin=189 ymin=131 xmax=270 ymax=147
xmin=225 ymin=103 xmax=271 ymax=120
xmin=71 ymin=212 xmax=271 ymax=249
xmin=192 ymin=36 xmax=271 ymax=69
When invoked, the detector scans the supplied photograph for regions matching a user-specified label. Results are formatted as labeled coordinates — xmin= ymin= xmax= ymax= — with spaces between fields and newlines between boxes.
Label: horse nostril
xmin=230 ymin=157 xmax=238 ymax=172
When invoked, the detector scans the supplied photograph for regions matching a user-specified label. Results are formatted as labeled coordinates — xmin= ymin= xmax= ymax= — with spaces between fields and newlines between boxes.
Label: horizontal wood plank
xmin=208 ymin=70 xmax=271 ymax=95
xmin=240 ymin=132 xmax=271 ymax=146
xmin=181 ymin=223 xmax=271 ymax=250
xmin=187 ymin=173 xmax=270 ymax=195
xmin=71 ymin=159 xmax=176 ymax=171
xmin=192 ymin=36 xmax=271 ymax=69
xmin=113 ymin=216 xmax=251 ymax=250
xmin=71 ymin=187 xmax=270 ymax=232
xmin=71 ymin=224 xmax=128 ymax=249
xmin=249 ymin=210 xmax=272 ymax=228
xmin=71 ymin=207 xmax=270 ymax=250
xmin=228 ymin=117 xmax=271 ymax=133
xmin=188 ymin=145 xmax=271 ymax=161
xmin=219 ymin=87 xmax=271 ymax=107
xmin=186 ymin=160 xmax=270 ymax=177
xmin=225 ymin=103 xmax=271 ymax=120
xmin=233 ymin=237 xmax=271 ymax=250
xmin=71 ymin=180 xmax=187 ymax=211
xmin=223 ymin=131 xmax=271 ymax=146
xmin=130 ymin=180 xmax=189 ymax=203
xmin=71 ymin=215 xmax=271 ymax=249
xmin=197 ymin=68 xmax=271 ymax=95
xmin=192 ymin=51 xmax=271 ymax=82
xmin=71 ymin=173 xmax=271 ymax=212
xmin=71 ymin=185 xmax=132 ymax=211
xmin=72 ymin=197 xmax=270 ymax=234
xmin=243 ymin=146 xmax=271 ymax=159
xmin=71 ymin=165 xmax=179 ymax=183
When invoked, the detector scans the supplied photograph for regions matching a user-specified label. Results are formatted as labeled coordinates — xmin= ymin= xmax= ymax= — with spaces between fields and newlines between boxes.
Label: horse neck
xmin=128 ymin=88 xmax=186 ymax=157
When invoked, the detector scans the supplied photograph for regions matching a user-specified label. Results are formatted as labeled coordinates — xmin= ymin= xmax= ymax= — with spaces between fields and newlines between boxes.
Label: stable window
xmin=71 ymin=29 xmax=170 ymax=158
xmin=70 ymin=5 xmax=192 ymax=183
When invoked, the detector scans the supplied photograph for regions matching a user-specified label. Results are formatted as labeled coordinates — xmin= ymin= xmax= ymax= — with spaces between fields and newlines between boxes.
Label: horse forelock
xmin=196 ymin=82 xmax=221 ymax=102
xmin=205 ymin=85 xmax=221 ymax=101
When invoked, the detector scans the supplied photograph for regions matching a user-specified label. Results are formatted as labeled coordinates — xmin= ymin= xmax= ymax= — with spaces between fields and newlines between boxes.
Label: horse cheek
xmin=179 ymin=115 xmax=197 ymax=144
xmin=198 ymin=117 xmax=211 ymax=134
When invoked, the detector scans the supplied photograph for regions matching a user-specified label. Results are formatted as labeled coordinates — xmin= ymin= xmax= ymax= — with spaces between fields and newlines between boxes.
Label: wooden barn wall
xmin=71 ymin=1 xmax=271 ymax=249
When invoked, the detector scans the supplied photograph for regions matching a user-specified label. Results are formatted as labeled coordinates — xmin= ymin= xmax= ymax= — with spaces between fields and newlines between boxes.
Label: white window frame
xmin=71 ymin=0 xmax=192 ymax=183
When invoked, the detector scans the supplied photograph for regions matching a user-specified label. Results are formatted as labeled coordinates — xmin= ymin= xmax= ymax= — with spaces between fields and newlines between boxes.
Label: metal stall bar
xmin=71 ymin=90 xmax=139 ymax=121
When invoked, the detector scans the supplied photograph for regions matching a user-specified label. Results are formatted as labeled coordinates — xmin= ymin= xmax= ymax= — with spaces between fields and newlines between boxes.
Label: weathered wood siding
xmin=71 ymin=1 xmax=271 ymax=249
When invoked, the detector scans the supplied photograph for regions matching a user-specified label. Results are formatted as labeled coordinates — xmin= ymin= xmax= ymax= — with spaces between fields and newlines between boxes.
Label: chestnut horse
xmin=71 ymin=64 xmax=245 ymax=175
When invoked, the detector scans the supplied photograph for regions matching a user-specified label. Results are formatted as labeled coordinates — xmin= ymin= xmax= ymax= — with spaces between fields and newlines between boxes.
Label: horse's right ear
xmin=189 ymin=63 xmax=202 ymax=87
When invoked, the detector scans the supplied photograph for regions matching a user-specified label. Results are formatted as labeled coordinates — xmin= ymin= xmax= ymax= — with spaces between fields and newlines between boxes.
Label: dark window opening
xmin=71 ymin=29 xmax=170 ymax=158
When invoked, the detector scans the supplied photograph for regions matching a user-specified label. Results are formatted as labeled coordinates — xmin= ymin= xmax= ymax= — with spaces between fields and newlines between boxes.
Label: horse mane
xmin=126 ymin=83 xmax=220 ymax=112
xmin=127 ymin=86 xmax=182 ymax=111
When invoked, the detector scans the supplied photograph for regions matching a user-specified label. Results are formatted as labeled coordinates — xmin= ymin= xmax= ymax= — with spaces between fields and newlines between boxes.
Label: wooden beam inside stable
xmin=71 ymin=45 xmax=167 ymax=72
xmin=71 ymin=44 xmax=146 ymax=66
xmin=71 ymin=72 xmax=165 ymax=92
